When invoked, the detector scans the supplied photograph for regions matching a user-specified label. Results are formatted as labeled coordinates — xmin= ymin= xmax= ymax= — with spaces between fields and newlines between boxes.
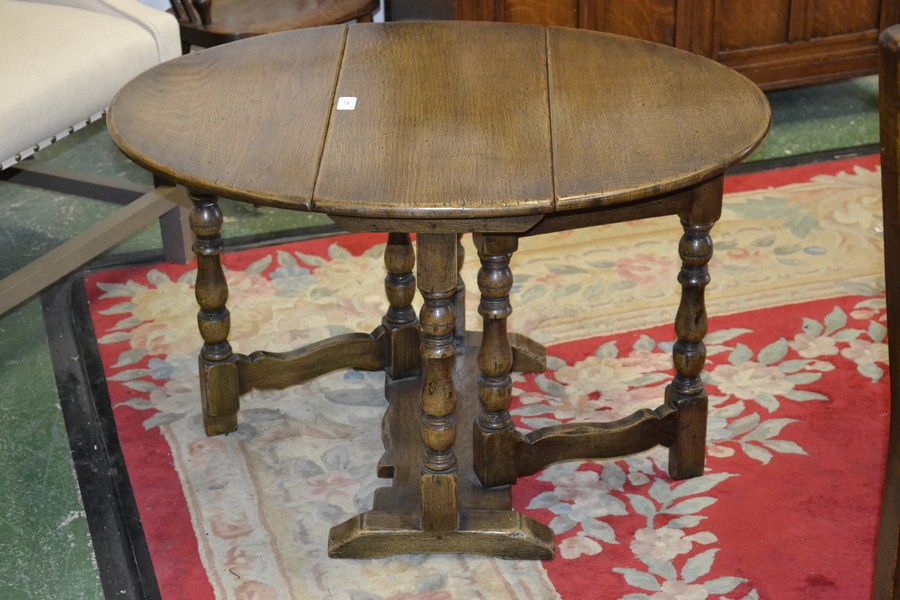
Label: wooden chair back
xmin=169 ymin=0 xmax=378 ymax=52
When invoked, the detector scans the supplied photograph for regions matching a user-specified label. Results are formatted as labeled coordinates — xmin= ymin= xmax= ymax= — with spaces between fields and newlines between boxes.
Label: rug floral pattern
xmin=86 ymin=157 xmax=888 ymax=599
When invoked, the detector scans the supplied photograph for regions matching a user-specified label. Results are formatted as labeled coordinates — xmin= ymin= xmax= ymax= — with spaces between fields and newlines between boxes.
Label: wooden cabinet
xmin=454 ymin=0 xmax=900 ymax=89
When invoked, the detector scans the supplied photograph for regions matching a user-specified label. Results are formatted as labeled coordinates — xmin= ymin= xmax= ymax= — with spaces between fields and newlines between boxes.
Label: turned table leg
xmin=382 ymin=233 xmax=420 ymax=381
xmin=190 ymin=191 xmax=240 ymax=436
xmin=472 ymin=234 xmax=519 ymax=487
xmin=417 ymin=233 xmax=459 ymax=531
xmin=667 ymin=179 xmax=723 ymax=479
xmin=189 ymin=196 xmax=386 ymax=437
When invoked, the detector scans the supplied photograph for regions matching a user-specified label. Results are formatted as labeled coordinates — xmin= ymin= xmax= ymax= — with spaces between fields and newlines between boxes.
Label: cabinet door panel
xmin=717 ymin=0 xmax=792 ymax=50
xmin=595 ymin=0 xmax=678 ymax=45
xmin=501 ymin=0 xmax=578 ymax=27
xmin=809 ymin=0 xmax=881 ymax=38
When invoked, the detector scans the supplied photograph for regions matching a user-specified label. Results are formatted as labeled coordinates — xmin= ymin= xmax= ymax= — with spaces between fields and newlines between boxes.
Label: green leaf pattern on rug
xmin=508 ymin=295 xmax=886 ymax=598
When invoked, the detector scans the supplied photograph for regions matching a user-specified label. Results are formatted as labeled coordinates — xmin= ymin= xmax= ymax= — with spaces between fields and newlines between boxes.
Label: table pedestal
xmin=329 ymin=339 xmax=555 ymax=559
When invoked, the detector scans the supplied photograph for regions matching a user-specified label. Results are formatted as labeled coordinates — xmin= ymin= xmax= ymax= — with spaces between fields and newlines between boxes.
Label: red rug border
xmin=724 ymin=153 xmax=879 ymax=194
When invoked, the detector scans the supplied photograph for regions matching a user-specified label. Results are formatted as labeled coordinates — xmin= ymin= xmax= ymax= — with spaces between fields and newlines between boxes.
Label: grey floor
xmin=0 ymin=74 xmax=881 ymax=598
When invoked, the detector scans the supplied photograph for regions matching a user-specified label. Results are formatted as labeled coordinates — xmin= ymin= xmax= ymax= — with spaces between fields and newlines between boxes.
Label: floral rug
xmin=85 ymin=155 xmax=887 ymax=599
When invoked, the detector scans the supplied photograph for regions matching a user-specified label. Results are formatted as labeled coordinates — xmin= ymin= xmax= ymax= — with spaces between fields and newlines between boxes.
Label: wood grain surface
xmin=108 ymin=21 xmax=770 ymax=221
xmin=108 ymin=25 xmax=347 ymax=209
xmin=547 ymin=28 xmax=769 ymax=210
xmin=107 ymin=20 xmax=773 ymax=560
xmin=455 ymin=0 xmax=900 ymax=91
xmin=314 ymin=21 xmax=553 ymax=218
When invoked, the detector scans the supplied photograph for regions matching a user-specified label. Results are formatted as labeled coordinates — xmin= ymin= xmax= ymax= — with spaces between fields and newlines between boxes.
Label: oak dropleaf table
xmin=108 ymin=21 xmax=770 ymax=560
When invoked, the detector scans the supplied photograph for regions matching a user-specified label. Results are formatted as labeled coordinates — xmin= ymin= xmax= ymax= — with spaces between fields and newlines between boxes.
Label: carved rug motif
xmin=85 ymin=155 xmax=886 ymax=599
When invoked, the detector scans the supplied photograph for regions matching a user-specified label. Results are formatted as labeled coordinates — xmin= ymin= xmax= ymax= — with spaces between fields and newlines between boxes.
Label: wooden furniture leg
xmin=328 ymin=232 xmax=554 ymax=559
xmin=417 ymin=233 xmax=461 ymax=530
xmin=460 ymin=230 xmax=546 ymax=373
xmin=381 ymin=232 xmax=420 ymax=381
xmin=468 ymin=181 xmax=723 ymax=487
xmin=875 ymin=25 xmax=900 ymax=600
xmin=190 ymin=192 xmax=386 ymax=436
xmin=667 ymin=178 xmax=722 ymax=480
xmin=190 ymin=191 xmax=241 ymax=435
xmin=472 ymin=233 xmax=519 ymax=487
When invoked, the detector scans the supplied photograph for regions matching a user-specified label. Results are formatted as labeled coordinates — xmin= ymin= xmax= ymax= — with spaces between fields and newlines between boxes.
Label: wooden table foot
xmin=665 ymin=385 xmax=708 ymax=480
xmin=356 ymin=344 xmax=556 ymax=559
xmin=328 ymin=509 xmax=554 ymax=559
xmin=336 ymin=333 xmax=709 ymax=558
xmin=201 ymin=394 xmax=237 ymax=436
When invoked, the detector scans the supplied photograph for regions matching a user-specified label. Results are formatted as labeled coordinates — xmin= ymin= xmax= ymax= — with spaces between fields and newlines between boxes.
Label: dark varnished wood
xmin=314 ymin=22 xmax=554 ymax=218
xmin=547 ymin=29 xmax=768 ymax=210
xmin=235 ymin=333 xmax=384 ymax=394
xmin=875 ymin=24 xmax=900 ymax=600
xmin=189 ymin=190 xmax=386 ymax=435
xmin=332 ymin=340 xmax=554 ymax=558
xmin=666 ymin=177 xmax=722 ymax=479
xmin=110 ymin=22 xmax=768 ymax=220
xmin=190 ymin=192 xmax=240 ymax=436
xmin=328 ymin=509 xmax=554 ymax=559
xmin=466 ymin=330 xmax=547 ymax=374
xmin=472 ymin=234 xmax=520 ymax=488
xmin=108 ymin=25 xmax=347 ymax=208
xmin=454 ymin=235 xmax=466 ymax=344
xmin=328 ymin=214 xmax=545 ymax=234
xmin=381 ymin=233 xmax=420 ymax=381
xmin=108 ymin=22 xmax=769 ymax=560
xmin=520 ymin=186 xmax=693 ymax=237
xmin=515 ymin=406 xmax=679 ymax=478
xmin=416 ymin=234 xmax=460 ymax=531
xmin=455 ymin=0 xmax=900 ymax=90
xmin=170 ymin=0 xmax=378 ymax=51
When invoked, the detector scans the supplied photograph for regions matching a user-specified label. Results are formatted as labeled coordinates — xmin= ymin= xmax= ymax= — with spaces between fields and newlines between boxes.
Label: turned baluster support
xmin=382 ymin=233 xmax=420 ymax=381
xmin=417 ymin=233 xmax=459 ymax=531
xmin=471 ymin=234 xmax=520 ymax=487
xmin=190 ymin=191 xmax=240 ymax=436
xmin=666 ymin=178 xmax=723 ymax=479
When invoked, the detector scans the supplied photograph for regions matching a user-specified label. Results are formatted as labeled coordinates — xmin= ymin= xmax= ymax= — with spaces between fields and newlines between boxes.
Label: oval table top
xmin=108 ymin=21 xmax=771 ymax=221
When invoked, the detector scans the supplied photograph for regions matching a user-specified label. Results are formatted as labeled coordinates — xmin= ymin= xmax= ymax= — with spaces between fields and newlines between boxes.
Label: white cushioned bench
xmin=1 ymin=0 xmax=180 ymax=168
xmin=0 ymin=0 xmax=189 ymax=314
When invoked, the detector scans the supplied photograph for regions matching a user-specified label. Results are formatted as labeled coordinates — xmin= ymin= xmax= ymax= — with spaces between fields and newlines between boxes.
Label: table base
xmin=186 ymin=200 xmax=717 ymax=560
xmin=323 ymin=323 xmax=709 ymax=559
xmin=329 ymin=510 xmax=554 ymax=559
xmin=329 ymin=339 xmax=555 ymax=559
